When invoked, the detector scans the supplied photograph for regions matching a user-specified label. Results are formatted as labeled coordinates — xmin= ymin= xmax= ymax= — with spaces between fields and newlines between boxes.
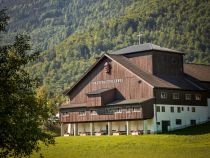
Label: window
xmin=156 ymin=106 xmax=160 ymax=112
xmin=181 ymin=107 xmax=184 ymax=111
xmin=191 ymin=120 xmax=196 ymax=126
xmin=115 ymin=108 xmax=122 ymax=113
xmin=133 ymin=107 xmax=141 ymax=112
xmin=195 ymin=94 xmax=201 ymax=100
xmin=177 ymin=107 xmax=181 ymax=113
xmin=170 ymin=107 xmax=174 ymax=113
xmin=62 ymin=112 xmax=68 ymax=116
xmin=79 ymin=111 xmax=86 ymax=116
xmin=156 ymin=122 xmax=160 ymax=125
xmin=176 ymin=119 xmax=182 ymax=125
xmin=161 ymin=106 xmax=165 ymax=112
xmin=185 ymin=94 xmax=191 ymax=100
xmin=126 ymin=107 xmax=131 ymax=113
xmin=187 ymin=107 xmax=190 ymax=111
xmin=192 ymin=107 xmax=196 ymax=112
xmin=90 ymin=110 xmax=97 ymax=115
xmin=173 ymin=93 xmax=180 ymax=99
xmin=161 ymin=92 xmax=167 ymax=99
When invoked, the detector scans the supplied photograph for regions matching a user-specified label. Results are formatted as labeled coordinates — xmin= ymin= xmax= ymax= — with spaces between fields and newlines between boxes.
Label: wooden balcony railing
xmin=61 ymin=110 xmax=144 ymax=123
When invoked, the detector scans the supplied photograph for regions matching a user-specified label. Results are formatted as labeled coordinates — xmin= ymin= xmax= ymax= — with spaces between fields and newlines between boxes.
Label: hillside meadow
xmin=31 ymin=123 xmax=210 ymax=158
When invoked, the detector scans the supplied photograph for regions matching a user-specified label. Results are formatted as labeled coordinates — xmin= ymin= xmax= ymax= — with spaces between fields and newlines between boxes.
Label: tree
xmin=0 ymin=9 xmax=54 ymax=158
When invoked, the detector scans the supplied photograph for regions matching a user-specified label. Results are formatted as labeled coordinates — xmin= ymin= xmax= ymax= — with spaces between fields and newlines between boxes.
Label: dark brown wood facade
xmin=126 ymin=52 xmax=153 ymax=74
xmin=154 ymin=88 xmax=208 ymax=106
xmin=153 ymin=51 xmax=183 ymax=77
xmin=68 ymin=57 xmax=153 ymax=105
xmin=60 ymin=99 xmax=154 ymax=123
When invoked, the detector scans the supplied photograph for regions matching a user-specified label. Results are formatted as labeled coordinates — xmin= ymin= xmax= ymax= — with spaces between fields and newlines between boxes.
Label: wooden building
xmin=60 ymin=43 xmax=210 ymax=136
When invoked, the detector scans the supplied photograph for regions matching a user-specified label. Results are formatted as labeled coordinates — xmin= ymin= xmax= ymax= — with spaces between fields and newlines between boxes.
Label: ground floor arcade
xmin=61 ymin=119 xmax=154 ymax=136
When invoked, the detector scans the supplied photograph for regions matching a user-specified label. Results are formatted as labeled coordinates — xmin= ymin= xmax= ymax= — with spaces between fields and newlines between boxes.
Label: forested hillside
xmin=1 ymin=0 xmax=134 ymax=50
xmin=1 ymin=0 xmax=210 ymax=103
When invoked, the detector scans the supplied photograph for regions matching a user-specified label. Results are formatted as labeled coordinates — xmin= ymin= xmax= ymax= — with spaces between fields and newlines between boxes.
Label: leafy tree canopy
xmin=0 ymin=9 xmax=54 ymax=158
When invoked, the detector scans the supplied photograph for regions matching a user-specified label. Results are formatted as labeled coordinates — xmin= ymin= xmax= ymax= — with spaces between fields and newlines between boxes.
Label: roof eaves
xmin=63 ymin=54 xmax=106 ymax=95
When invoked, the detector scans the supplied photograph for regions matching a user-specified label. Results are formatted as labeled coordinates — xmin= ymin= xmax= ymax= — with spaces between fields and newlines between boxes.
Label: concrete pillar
xmin=108 ymin=122 xmax=112 ymax=135
xmin=67 ymin=123 xmax=71 ymax=135
xmin=143 ymin=120 xmax=148 ymax=134
xmin=90 ymin=122 xmax=94 ymax=136
xmin=61 ymin=123 xmax=64 ymax=136
xmin=126 ymin=121 xmax=130 ymax=135
xmin=73 ymin=123 xmax=78 ymax=136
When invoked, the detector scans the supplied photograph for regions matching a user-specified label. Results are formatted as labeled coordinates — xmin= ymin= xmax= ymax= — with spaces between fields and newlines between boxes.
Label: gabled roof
xmin=110 ymin=43 xmax=184 ymax=55
xmin=184 ymin=63 xmax=210 ymax=82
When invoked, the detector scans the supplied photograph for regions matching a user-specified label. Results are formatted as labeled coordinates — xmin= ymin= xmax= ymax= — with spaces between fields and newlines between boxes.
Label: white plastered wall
xmin=154 ymin=104 xmax=209 ymax=132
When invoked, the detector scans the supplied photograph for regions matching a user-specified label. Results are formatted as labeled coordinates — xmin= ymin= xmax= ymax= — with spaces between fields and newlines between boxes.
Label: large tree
xmin=0 ymin=9 xmax=54 ymax=158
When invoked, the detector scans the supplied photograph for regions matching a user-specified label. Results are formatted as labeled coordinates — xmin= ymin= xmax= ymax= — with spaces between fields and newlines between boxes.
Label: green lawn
xmin=32 ymin=122 xmax=210 ymax=158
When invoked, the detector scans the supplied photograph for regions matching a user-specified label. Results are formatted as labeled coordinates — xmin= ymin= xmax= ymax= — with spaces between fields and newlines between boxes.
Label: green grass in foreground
xmin=31 ymin=122 xmax=210 ymax=158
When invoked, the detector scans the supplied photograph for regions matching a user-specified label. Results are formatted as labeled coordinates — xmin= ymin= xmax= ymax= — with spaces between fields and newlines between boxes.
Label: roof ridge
xmin=110 ymin=43 xmax=183 ymax=55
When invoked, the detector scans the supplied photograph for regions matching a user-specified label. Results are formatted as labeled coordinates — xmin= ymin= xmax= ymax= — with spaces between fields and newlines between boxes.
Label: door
xmin=190 ymin=120 xmax=196 ymax=126
xmin=162 ymin=120 xmax=170 ymax=132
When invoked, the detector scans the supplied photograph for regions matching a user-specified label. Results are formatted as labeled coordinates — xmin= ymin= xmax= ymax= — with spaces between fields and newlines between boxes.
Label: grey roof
xmin=184 ymin=64 xmax=210 ymax=82
xmin=110 ymin=43 xmax=183 ymax=55
xmin=86 ymin=88 xmax=115 ymax=95
xmin=108 ymin=98 xmax=154 ymax=106
xmin=59 ymin=103 xmax=87 ymax=109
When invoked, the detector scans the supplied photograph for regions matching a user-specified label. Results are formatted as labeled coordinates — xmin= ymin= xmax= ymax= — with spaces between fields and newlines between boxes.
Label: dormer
xmin=110 ymin=43 xmax=184 ymax=77
xmin=86 ymin=88 xmax=116 ymax=106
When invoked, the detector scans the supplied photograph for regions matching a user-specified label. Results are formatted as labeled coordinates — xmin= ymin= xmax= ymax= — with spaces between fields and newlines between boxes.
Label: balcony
xmin=60 ymin=98 xmax=154 ymax=123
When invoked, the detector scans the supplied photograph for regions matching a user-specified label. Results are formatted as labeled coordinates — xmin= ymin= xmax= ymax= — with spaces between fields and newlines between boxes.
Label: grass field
xmin=31 ymin=122 xmax=210 ymax=158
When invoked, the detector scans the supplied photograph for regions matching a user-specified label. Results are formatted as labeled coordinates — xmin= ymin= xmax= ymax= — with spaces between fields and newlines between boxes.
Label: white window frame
xmin=161 ymin=106 xmax=165 ymax=112
xmin=176 ymin=119 xmax=182 ymax=125
xmin=192 ymin=107 xmax=196 ymax=112
xmin=62 ymin=112 xmax=69 ymax=116
xmin=79 ymin=111 xmax=86 ymax=116
xmin=195 ymin=94 xmax=201 ymax=100
xmin=90 ymin=110 xmax=97 ymax=115
xmin=173 ymin=93 xmax=180 ymax=100
xmin=161 ymin=92 xmax=167 ymax=99
xmin=156 ymin=106 xmax=160 ymax=112
xmin=126 ymin=107 xmax=131 ymax=113
xmin=185 ymin=94 xmax=191 ymax=100
xmin=170 ymin=106 xmax=174 ymax=113
xmin=115 ymin=108 xmax=122 ymax=113
xmin=133 ymin=107 xmax=141 ymax=112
